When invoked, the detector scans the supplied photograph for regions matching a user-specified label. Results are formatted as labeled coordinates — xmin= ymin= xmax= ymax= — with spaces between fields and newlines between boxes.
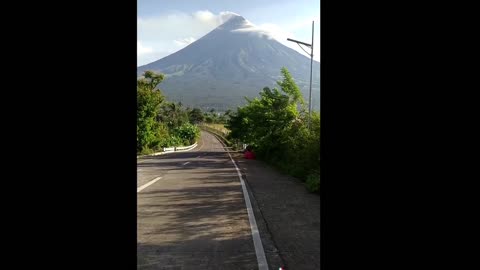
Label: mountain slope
xmin=138 ymin=14 xmax=320 ymax=111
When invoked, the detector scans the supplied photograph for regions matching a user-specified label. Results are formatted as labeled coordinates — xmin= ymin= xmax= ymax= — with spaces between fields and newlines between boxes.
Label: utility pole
xmin=287 ymin=21 xmax=314 ymax=129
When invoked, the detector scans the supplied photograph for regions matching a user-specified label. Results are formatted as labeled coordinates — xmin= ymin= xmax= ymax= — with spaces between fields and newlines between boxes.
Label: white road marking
xmin=223 ymin=143 xmax=268 ymax=270
xmin=182 ymin=161 xmax=190 ymax=166
xmin=196 ymin=156 xmax=201 ymax=158
xmin=137 ymin=177 xmax=162 ymax=193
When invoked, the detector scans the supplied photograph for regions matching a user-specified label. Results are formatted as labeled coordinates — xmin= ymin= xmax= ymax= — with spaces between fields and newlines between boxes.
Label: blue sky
xmin=138 ymin=0 xmax=320 ymax=66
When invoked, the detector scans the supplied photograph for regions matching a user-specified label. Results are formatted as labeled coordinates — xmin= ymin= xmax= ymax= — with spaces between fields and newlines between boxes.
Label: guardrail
xmin=162 ymin=147 xmax=175 ymax=153
xmin=156 ymin=142 xmax=198 ymax=155
xmin=175 ymin=142 xmax=198 ymax=152
xmin=137 ymin=141 xmax=198 ymax=158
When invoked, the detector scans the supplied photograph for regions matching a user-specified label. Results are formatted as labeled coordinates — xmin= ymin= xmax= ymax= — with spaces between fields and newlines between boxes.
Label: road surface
xmin=138 ymin=130 xmax=320 ymax=269
xmin=137 ymin=131 xmax=266 ymax=269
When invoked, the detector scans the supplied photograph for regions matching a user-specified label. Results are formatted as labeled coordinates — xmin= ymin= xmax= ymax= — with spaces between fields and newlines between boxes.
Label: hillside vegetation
xmin=137 ymin=71 xmax=200 ymax=155
xmin=226 ymin=67 xmax=320 ymax=192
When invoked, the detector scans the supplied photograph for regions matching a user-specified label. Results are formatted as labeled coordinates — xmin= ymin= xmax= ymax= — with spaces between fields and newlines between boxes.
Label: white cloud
xmin=137 ymin=10 xmax=320 ymax=66
xmin=218 ymin=11 xmax=241 ymax=23
xmin=276 ymin=17 xmax=321 ymax=62
xmin=193 ymin=10 xmax=215 ymax=23
xmin=138 ymin=11 xmax=227 ymax=66
xmin=137 ymin=41 xmax=153 ymax=55
xmin=232 ymin=22 xmax=320 ymax=61
xmin=233 ymin=23 xmax=293 ymax=40
xmin=285 ymin=16 xmax=320 ymax=32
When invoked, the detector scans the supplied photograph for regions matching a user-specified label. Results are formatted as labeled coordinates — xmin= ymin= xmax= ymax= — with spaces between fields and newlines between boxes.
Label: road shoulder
xmin=231 ymin=153 xmax=320 ymax=270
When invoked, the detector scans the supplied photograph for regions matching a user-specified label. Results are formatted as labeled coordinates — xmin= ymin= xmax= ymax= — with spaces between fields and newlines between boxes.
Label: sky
xmin=137 ymin=0 xmax=320 ymax=66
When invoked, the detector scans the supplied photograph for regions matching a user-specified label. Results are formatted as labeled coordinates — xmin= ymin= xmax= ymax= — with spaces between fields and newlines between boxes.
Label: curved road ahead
xmin=137 ymin=131 xmax=264 ymax=269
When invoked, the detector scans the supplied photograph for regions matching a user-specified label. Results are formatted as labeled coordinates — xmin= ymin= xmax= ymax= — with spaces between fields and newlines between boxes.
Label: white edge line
xmin=225 ymin=148 xmax=269 ymax=270
xmin=137 ymin=177 xmax=162 ymax=193
xmin=183 ymin=161 xmax=190 ymax=165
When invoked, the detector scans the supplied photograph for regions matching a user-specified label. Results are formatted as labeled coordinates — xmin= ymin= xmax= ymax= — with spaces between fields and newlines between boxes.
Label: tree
xmin=174 ymin=122 xmax=200 ymax=145
xmin=217 ymin=114 xmax=227 ymax=124
xmin=137 ymin=71 xmax=166 ymax=153
xmin=226 ymin=67 xmax=319 ymax=180
xmin=204 ymin=114 xmax=214 ymax=124
xmin=276 ymin=67 xmax=304 ymax=106
xmin=137 ymin=71 xmax=165 ymax=90
xmin=188 ymin=108 xmax=204 ymax=124
xmin=227 ymin=68 xmax=305 ymax=155
xmin=158 ymin=101 xmax=189 ymax=130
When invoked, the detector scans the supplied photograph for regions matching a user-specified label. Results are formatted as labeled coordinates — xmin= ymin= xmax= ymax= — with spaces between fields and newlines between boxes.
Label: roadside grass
xmin=202 ymin=123 xmax=229 ymax=136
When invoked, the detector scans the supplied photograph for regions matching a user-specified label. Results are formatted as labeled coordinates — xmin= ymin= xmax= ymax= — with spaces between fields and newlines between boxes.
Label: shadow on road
xmin=137 ymin=237 xmax=257 ymax=269
xmin=137 ymin=151 xmax=237 ymax=172
xmin=137 ymin=158 xmax=260 ymax=269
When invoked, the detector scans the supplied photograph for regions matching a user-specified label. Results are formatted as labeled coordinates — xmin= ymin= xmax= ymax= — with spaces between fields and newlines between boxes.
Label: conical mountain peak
xmin=217 ymin=14 xmax=250 ymax=30
xmin=137 ymin=13 xmax=320 ymax=111
xmin=224 ymin=14 xmax=246 ymax=22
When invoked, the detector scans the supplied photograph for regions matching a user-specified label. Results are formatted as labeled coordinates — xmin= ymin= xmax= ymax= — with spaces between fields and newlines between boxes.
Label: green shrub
xmin=173 ymin=123 xmax=200 ymax=145
xmin=140 ymin=146 xmax=154 ymax=155
xmin=226 ymin=68 xmax=321 ymax=192
xmin=137 ymin=71 xmax=165 ymax=153
xmin=166 ymin=135 xmax=184 ymax=147
xmin=305 ymin=171 xmax=320 ymax=193
xmin=150 ymin=123 xmax=170 ymax=149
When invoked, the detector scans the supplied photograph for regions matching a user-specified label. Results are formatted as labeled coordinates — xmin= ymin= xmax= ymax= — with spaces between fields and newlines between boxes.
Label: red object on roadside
xmin=244 ymin=150 xmax=256 ymax=159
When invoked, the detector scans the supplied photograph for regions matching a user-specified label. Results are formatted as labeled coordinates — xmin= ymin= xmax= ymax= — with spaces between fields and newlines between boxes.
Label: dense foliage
xmin=226 ymin=67 xmax=320 ymax=186
xmin=137 ymin=71 xmax=201 ymax=154
xmin=174 ymin=122 xmax=201 ymax=145
xmin=137 ymin=71 xmax=167 ymax=153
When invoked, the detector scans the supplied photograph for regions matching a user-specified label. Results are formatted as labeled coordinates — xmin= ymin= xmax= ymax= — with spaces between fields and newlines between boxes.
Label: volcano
xmin=137 ymin=14 xmax=320 ymax=111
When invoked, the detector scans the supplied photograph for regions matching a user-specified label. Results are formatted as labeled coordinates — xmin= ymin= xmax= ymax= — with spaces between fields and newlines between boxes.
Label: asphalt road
xmin=137 ymin=131 xmax=264 ymax=269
